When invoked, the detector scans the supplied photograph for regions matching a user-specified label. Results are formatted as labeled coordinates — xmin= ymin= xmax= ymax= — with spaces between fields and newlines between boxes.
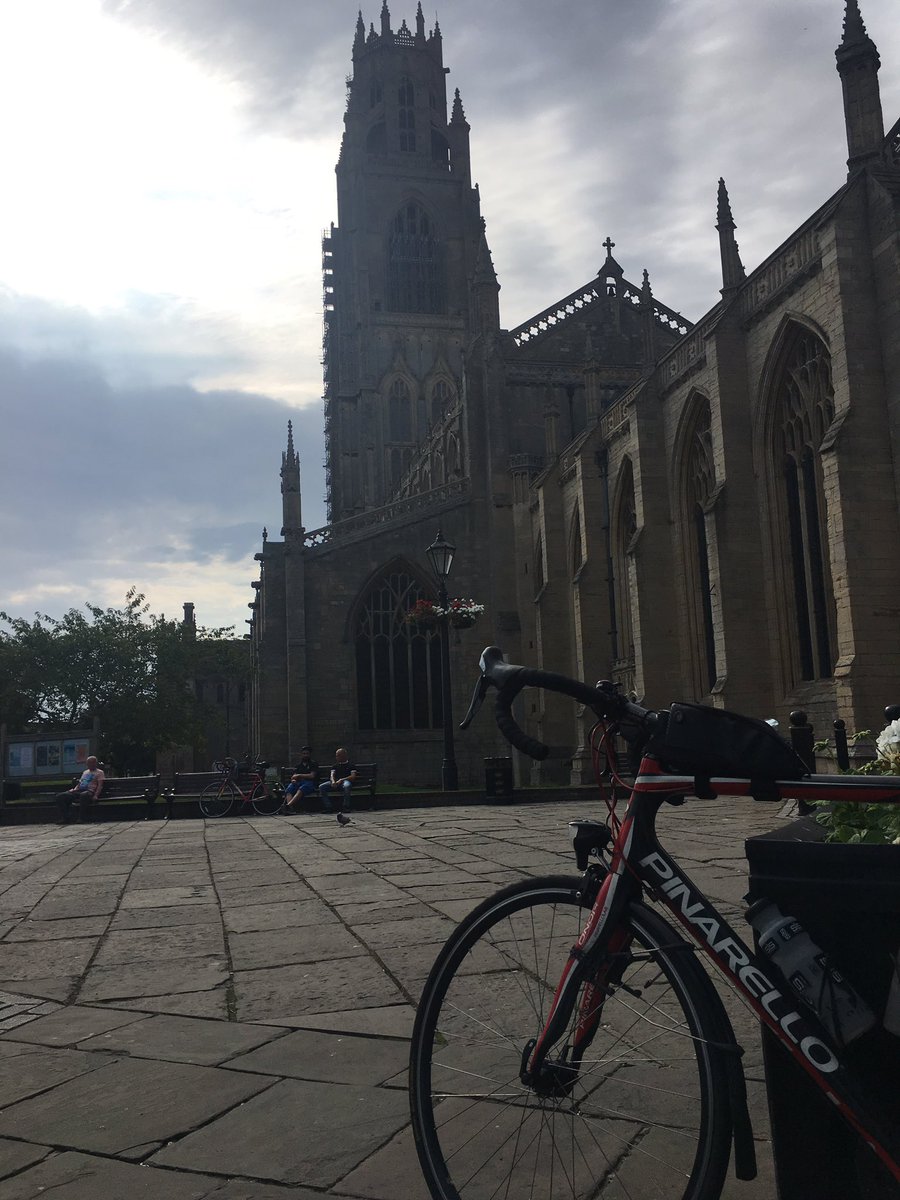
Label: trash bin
xmin=484 ymin=757 xmax=513 ymax=803
xmin=1 ymin=779 xmax=21 ymax=805
xmin=745 ymin=817 xmax=900 ymax=1199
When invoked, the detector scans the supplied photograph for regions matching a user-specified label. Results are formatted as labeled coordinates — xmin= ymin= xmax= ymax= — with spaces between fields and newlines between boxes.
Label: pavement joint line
xmin=66 ymin=821 xmax=170 ymax=1010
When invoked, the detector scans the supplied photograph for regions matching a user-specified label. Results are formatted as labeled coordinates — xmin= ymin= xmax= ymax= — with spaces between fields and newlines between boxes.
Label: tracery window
xmin=387 ymin=202 xmax=444 ymax=314
xmin=776 ymin=330 xmax=836 ymax=682
xmin=398 ymin=76 xmax=415 ymax=151
xmin=355 ymin=569 xmax=443 ymax=730
xmin=685 ymin=403 xmax=717 ymax=693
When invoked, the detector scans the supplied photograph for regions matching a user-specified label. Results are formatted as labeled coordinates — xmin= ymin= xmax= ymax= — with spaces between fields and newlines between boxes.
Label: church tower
xmin=323 ymin=3 xmax=486 ymax=522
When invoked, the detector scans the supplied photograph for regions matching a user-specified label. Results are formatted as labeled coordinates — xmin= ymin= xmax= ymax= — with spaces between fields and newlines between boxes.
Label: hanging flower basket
xmin=447 ymin=599 xmax=485 ymax=630
xmin=450 ymin=613 xmax=477 ymax=629
xmin=405 ymin=598 xmax=485 ymax=630
xmin=405 ymin=599 xmax=441 ymax=627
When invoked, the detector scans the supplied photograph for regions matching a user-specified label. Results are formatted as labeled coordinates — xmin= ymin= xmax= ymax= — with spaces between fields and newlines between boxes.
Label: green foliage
xmin=814 ymin=728 xmax=900 ymax=846
xmin=0 ymin=589 xmax=238 ymax=773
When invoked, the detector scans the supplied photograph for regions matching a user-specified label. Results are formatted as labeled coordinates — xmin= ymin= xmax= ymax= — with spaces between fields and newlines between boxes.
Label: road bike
xmin=199 ymin=756 xmax=282 ymax=818
xmin=408 ymin=646 xmax=900 ymax=1200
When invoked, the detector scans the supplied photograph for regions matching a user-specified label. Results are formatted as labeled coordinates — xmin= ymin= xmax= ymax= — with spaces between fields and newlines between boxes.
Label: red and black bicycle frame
xmin=523 ymin=754 xmax=900 ymax=1183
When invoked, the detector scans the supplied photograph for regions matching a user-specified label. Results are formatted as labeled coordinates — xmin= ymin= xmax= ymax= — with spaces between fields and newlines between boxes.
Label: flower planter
xmin=745 ymin=817 xmax=900 ymax=1199
xmin=449 ymin=615 xmax=476 ymax=630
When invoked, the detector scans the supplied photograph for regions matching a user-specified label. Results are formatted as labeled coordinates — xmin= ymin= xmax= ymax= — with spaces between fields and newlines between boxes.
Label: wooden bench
xmin=316 ymin=762 xmax=378 ymax=810
xmin=97 ymin=775 xmax=161 ymax=819
xmin=159 ymin=771 xmax=224 ymax=819
xmin=16 ymin=774 xmax=161 ymax=822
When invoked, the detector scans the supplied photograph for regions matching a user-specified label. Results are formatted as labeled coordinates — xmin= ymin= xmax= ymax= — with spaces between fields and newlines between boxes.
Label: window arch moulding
xmin=759 ymin=320 xmax=837 ymax=687
xmin=348 ymin=558 xmax=445 ymax=733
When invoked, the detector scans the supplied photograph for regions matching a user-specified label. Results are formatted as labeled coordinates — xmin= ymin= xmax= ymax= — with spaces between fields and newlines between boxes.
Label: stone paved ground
xmin=0 ymin=799 xmax=786 ymax=1198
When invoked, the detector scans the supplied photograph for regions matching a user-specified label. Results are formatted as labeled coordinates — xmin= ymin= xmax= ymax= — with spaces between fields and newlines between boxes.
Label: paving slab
xmin=151 ymin=1077 xmax=411 ymax=1186
xmin=77 ymin=956 xmax=229 ymax=1002
xmin=2 ymin=1003 xmax=145 ymax=1046
xmin=0 ymin=1136 xmax=50 ymax=1181
xmin=0 ymin=1043 xmax=105 ymax=1107
xmin=0 ymin=799 xmax=788 ymax=1197
xmin=225 ymin=1027 xmax=409 ymax=1085
xmin=0 ymin=1151 xmax=225 ymax=1199
xmin=0 ymin=1056 xmax=272 ymax=1155
xmin=77 ymin=1013 xmax=285 ymax=1065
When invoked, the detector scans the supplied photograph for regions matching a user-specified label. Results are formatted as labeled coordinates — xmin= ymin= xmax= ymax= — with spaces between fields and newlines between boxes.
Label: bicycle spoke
xmin=411 ymin=879 xmax=730 ymax=1200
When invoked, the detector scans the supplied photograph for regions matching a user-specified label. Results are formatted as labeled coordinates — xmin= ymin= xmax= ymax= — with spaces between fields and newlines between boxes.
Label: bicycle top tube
xmin=465 ymin=645 xmax=900 ymax=804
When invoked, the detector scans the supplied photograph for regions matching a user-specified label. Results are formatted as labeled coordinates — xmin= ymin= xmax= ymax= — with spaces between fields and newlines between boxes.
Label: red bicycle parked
xmin=199 ymin=756 xmax=281 ymax=818
xmin=409 ymin=646 xmax=900 ymax=1200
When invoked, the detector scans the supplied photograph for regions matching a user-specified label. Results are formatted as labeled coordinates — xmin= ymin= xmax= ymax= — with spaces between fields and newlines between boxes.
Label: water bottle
xmin=746 ymin=899 xmax=876 ymax=1045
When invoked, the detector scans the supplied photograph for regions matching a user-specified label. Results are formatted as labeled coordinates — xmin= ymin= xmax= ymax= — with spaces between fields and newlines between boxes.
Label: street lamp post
xmin=426 ymin=528 xmax=459 ymax=792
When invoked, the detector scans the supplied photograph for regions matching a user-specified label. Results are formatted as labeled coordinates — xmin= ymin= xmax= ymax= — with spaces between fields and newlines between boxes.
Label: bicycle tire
xmin=199 ymin=780 xmax=236 ymax=818
xmin=409 ymin=875 xmax=732 ymax=1200
xmin=251 ymin=782 xmax=282 ymax=816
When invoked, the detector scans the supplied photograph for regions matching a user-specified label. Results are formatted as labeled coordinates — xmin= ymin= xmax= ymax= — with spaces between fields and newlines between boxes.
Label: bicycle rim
xmin=410 ymin=875 xmax=731 ymax=1200
xmin=199 ymin=781 xmax=235 ymax=818
xmin=251 ymin=784 xmax=281 ymax=816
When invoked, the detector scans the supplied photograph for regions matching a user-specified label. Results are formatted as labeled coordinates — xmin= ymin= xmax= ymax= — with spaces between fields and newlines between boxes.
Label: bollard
xmin=484 ymin=757 xmax=513 ymax=803
xmin=834 ymin=719 xmax=849 ymax=772
xmin=789 ymin=711 xmax=816 ymax=814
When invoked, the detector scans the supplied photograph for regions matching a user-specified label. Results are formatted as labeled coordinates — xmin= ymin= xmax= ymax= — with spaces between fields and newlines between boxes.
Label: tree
xmin=0 ymin=589 xmax=237 ymax=773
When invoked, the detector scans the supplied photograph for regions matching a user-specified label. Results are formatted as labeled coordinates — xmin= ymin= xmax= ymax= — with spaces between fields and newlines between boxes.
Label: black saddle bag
xmin=650 ymin=703 xmax=807 ymax=797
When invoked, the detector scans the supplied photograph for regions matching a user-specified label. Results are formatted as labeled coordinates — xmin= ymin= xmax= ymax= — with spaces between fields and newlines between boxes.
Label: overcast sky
xmin=2 ymin=0 xmax=898 ymax=634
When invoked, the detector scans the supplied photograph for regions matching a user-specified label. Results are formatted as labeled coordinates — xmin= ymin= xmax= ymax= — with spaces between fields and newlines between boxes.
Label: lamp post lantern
xmin=427 ymin=528 xmax=459 ymax=791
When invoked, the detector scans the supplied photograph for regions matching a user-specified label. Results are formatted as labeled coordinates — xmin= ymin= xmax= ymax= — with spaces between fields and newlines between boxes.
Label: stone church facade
xmin=249 ymin=1 xmax=900 ymax=787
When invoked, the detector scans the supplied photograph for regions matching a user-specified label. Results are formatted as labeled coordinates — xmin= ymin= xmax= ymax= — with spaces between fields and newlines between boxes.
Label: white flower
xmin=876 ymin=718 xmax=900 ymax=763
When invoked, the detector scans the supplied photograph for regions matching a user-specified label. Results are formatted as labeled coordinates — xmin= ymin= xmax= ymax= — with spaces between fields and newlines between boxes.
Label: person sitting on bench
xmin=56 ymin=756 xmax=105 ymax=824
xmin=281 ymin=747 xmax=319 ymax=813
xmin=319 ymin=748 xmax=357 ymax=823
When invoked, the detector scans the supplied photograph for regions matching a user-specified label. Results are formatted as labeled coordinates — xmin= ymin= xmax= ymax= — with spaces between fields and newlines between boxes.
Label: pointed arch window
xmin=571 ymin=507 xmax=584 ymax=577
xmin=685 ymin=403 xmax=717 ymax=693
xmin=355 ymin=569 xmax=443 ymax=730
xmin=398 ymin=75 xmax=416 ymax=151
xmin=430 ymin=378 xmax=453 ymax=426
xmin=388 ymin=378 xmax=412 ymax=442
xmin=612 ymin=461 xmax=637 ymax=664
xmin=534 ymin=537 xmax=545 ymax=598
xmin=775 ymin=330 xmax=836 ymax=682
xmin=387 ymin=203 xmax=445 ymax=314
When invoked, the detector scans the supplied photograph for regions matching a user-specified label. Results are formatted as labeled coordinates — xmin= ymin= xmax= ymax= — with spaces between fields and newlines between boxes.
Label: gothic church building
xmin=249 ymin=1 xmax=900 ymax=787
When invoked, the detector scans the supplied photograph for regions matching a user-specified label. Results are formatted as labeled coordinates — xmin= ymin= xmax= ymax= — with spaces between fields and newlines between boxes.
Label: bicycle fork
xmin=520 ymin=869 xmax=634 ymax=1097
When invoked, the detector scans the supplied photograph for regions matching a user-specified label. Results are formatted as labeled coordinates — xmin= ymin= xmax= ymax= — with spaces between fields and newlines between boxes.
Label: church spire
xmin=716 ymin=178 xmax=745 ymax=295
xmin=450 ymin=88 xmax=468 ymax=127
xmin=353 ymin=10 xmax=365 ymax=57
xmin=281 ymin=420 xmax=302 ymax=535
xmin=415 ymin=1 xmax=425 ymax=43
xmin=380 ymin=0 xmax=392 ymax=38
xmin=835 ymin=0 xmax=885 ymax=168
xmin=640 ymin=269 xmax=657 ymax=367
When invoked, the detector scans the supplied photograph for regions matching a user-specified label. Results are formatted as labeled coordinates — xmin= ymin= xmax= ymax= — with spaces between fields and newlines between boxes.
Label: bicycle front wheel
xmin=251 ymin=783 xmax=282 ymax=816
xmin=199 ymin=780 xmax=236 ymax=818
xmin=410 ymin=875 xmax=731 ymax=1200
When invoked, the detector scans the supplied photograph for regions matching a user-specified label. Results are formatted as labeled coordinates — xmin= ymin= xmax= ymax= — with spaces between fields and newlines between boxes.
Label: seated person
xmin=56 ymin=756 xmax=105 ymax=824
xmin=282 ymin=746 xmax=319 ymax=812
xmin=319 ymin=748 xmax=357 ymax=817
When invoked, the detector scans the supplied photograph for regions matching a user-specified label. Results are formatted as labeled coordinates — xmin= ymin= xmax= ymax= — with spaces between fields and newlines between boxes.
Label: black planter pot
xmin=745 ymin=816 xmax=900 ymax=1199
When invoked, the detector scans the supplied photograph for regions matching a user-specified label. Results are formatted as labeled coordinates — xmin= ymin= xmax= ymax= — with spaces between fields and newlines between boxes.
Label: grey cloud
xmin=0 ymin=339 xmax=325 ymax=622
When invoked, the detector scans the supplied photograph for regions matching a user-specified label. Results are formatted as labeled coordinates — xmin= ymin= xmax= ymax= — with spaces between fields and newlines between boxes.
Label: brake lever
xmin=459 ymin=673 xmax=490 ymax=730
